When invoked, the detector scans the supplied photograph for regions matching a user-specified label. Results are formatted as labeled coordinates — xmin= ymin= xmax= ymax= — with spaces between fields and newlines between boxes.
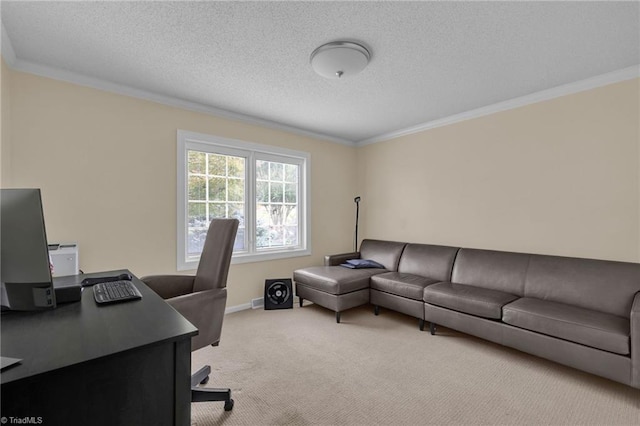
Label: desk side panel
xmin=1 ymin=341 xmax=185 ymax=426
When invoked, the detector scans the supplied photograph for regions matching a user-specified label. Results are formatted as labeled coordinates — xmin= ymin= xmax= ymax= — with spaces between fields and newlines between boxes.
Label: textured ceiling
xmin=1 ymin=1 xmax=639 ymax=144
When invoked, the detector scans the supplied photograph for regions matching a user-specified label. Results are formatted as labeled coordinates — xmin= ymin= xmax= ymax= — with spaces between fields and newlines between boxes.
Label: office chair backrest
xmin=194 ymin=218 xmax=239 ymax=293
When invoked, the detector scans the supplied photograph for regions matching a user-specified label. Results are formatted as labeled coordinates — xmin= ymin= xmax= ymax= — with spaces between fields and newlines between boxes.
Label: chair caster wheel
xmin=224 ymin=398 xmax=234 ymax=411
xmin=200 ymin=376 xmax=209 ymax=385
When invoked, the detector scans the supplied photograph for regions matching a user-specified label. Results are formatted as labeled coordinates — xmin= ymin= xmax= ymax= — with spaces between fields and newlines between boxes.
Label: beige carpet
xmin=191 ymin=303 xmax=640 ymax=425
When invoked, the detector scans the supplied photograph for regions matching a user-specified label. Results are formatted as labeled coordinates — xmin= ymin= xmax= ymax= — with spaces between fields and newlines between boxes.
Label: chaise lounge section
xmin=293 ymin=239 xmax=640 ymax=389
xmin=293 ymin=240 xmax=405 ymax=323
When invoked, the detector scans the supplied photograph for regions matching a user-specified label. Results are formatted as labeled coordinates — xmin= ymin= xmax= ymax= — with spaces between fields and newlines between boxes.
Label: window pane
xmin=285 ymin=225 xmax=298 ymax=246
xmin=186 ymin=149 xmax=248 ymax=259
xmin=284 ymin=206 xmax=298 ymax=226
xmin=254 ymin=160 xmax=301 ymax=251
xmin=269 ymin=205 xmax=281 ymax=226
xmin=256 ymin=203 xmax=269 ymax=220
xmin=188 ymin=151 xmax=206 ymax=174
xmin=270 ymin=226 xmax=284 ymax=247
xmin=270 ymin=162 xmax=283 ymax=181
xmin=209 ymin=203 xmax=226 ymax=219
xmin=256 ymin=160 xmax=269 ymax=180
xmin=273 ymin=205 xmax=296 ymax=227
xmin=228 ymin=203 xmax=244 ymax=226
xmin=188 ymin=202 xmax=206 ymax=226
xmin=256 ymin=227 xmax=269 ymax=248
xmin=256 ymin=203 xmax=270 ymax=248
xmin=234 ymin=227 xmax=246 ymax=251
xmin=188 ymin=176 xmax=206 ymax=200
xmin=285 ymin=183 xmax=297 ymax=203
xmin=187 ymin=202 xmax=207 ymax=256
xmin=208 ymin=177 xmax=226 ymax=201
xmin=228 ymin=157 xmax=244 ymax=178
xmin=187 ymin=228 xmax=207 ymax=256
xmin=285 ymin=164 xmax=298 ymax=183
xmin=270 ymin=183 xmax=283 ymax=203
xmin=256 ymin=181 xmax=268 ymax=203
xmin=208 ymin=154 xmax=226 ymax=176
xmin=228 ymin=178 xmax=244 ymax=202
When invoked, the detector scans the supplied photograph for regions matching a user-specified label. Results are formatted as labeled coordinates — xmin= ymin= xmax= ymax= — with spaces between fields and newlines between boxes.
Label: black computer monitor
xmin=1 ymin=188 xmax=56 ymax=311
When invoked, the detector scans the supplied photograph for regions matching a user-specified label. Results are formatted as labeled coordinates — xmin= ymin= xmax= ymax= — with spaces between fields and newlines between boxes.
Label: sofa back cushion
xmin=360 ymin=239 xmax=407 ymax=272
xmin=452 ymin=248 xmax=529 ymax=296
xmin=398 ymin=244 xmax=459 ymax=281
xmin=525 ymin=255 xmax=640 ymax=318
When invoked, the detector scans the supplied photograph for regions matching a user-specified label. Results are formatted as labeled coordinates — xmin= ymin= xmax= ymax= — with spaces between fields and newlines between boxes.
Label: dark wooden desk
xmin=1 ymin=270 xmax=198 ymax=426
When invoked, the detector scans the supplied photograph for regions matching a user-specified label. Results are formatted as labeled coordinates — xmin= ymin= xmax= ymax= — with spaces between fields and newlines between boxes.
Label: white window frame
xmin=177 ymin=130 xmax=311 ymax=270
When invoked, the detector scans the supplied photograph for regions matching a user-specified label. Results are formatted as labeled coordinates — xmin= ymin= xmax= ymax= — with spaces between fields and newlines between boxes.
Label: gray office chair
xmin=141 ymin=218 xmax=239 ymax=412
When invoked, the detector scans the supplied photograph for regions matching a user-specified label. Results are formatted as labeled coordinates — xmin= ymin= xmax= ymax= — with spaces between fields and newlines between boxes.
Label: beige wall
xmin=3 ymin=64 xmax=639 ymax=309
xmin=1 ymin=61 xmax=11 ymax=185
xmin=3 ymin=68 xmax=357 ymax=307
xmin=357 ymin=79 xmax=640 ymax=262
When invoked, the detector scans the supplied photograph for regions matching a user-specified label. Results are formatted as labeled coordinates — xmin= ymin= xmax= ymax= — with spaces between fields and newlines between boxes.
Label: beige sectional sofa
xmin=293 ymin=239 xmax=640 ymax=389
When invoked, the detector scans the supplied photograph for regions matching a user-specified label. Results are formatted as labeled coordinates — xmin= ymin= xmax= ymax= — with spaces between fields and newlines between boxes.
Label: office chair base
xmin=191 ymin=365 xmax=234 ymax=411
xmin=192 ymin=365 xmax=212 ymax=387
xmin=225 ymin=399 xmax=234 ymax=411
xmin=191 ymin=387 xmax=233 ymax=408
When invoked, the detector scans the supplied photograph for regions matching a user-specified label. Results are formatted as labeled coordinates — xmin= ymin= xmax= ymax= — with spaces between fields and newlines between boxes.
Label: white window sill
xmin=178 ymin=248 xmax=311 ymax=271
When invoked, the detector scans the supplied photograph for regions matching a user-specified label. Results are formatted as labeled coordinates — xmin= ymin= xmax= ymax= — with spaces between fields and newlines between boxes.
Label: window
xmin=177 ymin=130 xmax=310 ymax=269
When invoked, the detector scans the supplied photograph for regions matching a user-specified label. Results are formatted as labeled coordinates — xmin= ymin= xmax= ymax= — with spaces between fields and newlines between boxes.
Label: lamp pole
xmin=354 ymin=196 xmax=361 ymax=252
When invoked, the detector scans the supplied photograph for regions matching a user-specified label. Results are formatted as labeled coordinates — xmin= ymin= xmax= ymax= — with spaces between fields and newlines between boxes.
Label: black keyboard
xmin=93 ymin=280 xmax=142 ymax=305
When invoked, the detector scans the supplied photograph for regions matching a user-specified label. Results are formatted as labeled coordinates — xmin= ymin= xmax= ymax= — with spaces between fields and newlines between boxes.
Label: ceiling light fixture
xmin=310 ymin=41 xmax=370 ymax=79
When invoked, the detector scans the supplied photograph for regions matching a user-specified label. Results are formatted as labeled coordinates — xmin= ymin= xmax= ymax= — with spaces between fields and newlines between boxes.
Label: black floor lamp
xmin=354 ymin=196 xmax=361 ymax=252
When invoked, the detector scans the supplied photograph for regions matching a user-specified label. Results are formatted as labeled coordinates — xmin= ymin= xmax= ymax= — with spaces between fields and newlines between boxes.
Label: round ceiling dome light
xmin=310 ymin=41 xmax=370 ymax=79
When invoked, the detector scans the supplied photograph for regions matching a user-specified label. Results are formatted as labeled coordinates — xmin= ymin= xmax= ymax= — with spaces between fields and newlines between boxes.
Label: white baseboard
xmin=225 ymin=302 xmax=251 ymax=314
xmin=225 ymin=296 xmax=302 ymax=314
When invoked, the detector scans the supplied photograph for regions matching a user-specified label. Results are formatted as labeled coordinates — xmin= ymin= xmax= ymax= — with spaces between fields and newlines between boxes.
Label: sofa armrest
xmin=324 ymin=251 xmax=360 ymax=266
xmin=140 ymin=274 xmax=195 ymax=300
xmin=632 ymin=291 xmax=640 ymax=387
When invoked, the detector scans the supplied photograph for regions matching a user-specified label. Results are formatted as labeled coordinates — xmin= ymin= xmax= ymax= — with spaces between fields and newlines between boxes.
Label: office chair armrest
xmin=167 ymin=288 xmax=227 ymax=350
xmin=140 ymin=274 xmax=195 ymax=300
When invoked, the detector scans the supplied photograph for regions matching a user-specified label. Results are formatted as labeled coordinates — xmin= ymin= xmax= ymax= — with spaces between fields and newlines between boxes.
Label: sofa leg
xmin=374 ymin=305 xmax=380 ymax=316
xmin=429 ymin=322 xmax=437 ymax=335
xmin=299 ymin=297 xmax=303 ymax=307
xmin=336 ymin=312 xmax=341 ymax=323
xmin=419 ymin=319 xmax=425 ymax=331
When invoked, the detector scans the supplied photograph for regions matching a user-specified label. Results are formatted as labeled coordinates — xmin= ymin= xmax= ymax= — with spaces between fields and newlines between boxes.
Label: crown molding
xmin=3 ymin=55 xmax=356 ymax=147
xmin=2 ymin=43 xmax=637 ymax=149
xmin=357 ymin=65 xmax=640 ymax=146
xmin=1 ymin=23 xmax=17 ymax=66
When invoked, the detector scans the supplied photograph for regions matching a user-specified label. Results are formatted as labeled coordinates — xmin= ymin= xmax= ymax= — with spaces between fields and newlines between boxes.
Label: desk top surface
xmin=0 ymin=270 xmax=198 ymax=384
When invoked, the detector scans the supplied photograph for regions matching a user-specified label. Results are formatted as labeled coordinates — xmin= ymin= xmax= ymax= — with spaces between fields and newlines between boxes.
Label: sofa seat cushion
xmin=293 ymin=266 xmax=386 ymax=295
xmin=371 ymin=272 xmax=439 ymax=301
xmin=424 ymin=282 xmax=519 ymax=319
xmin=503 ymin=297 xmax=630 ymax=355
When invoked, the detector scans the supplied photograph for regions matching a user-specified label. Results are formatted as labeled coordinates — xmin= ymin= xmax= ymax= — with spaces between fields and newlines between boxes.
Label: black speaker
xmin=264 ymin=278 xmax=293 ymax=310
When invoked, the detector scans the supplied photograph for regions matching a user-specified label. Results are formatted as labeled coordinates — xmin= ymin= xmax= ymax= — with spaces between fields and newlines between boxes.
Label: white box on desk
xmin=48 ymin=243 xmax=79 ymax=277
